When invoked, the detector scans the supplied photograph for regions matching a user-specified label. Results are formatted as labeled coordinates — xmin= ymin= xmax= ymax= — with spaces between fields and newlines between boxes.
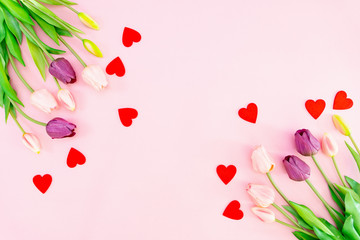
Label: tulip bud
xmin=81 ymin=65 xmax=108 ymax=91
xmin=332 ymin=115 xmax=351 ymax=136
xmin=22 ymin=133 xmax=41 ymax=153
xmin=49 ymin=58 xmax=76 ymax=84
xmin=57 ymin=89 xmax=76 ymax=111
xmin=30 ymin=89 xmax=58 ymax=113
xmin=251 ymin=145 xmax=275 ymax=174
xmin=83 ymin=39 xmax=103 ymax=57
xmin=322 ymin=133 xmax=338 ymax=157
xmin=78 ymin=12 xmax=99 ymax=30
xmin=46 ymin=118 xmax=76 ymax=139
xmin=251 ymin=207 xmax=275 ymax=223
xmin=247 ymin=184 xmax=275 ymax=207
xmin=283 ymin=155 xmax=310 ymax=181
xmin=295 ymin=129 xmax=320 ymax=156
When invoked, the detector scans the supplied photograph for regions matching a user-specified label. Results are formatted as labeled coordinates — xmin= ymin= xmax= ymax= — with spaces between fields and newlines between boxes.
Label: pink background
xmin=1 ymin=0 xmax=360 ymax=239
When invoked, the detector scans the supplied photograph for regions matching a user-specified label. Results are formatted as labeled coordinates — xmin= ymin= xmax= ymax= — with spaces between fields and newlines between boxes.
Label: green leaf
xmin=0 ymin=86 xmax=4 ymax=108
xmin=327 ymin=206 xmax=344 ymax=230
xmin=55 ymin=27 xmax=72 ymax=37
xmin=0 ymin=10 xmax=5 ymax=43
xmin=4 ymin=26 xmax=24 ymax=66
xmin=345 ymin=176 xmax=360 ymax=196
xmin=4 ymin=94 xmax=10 ymax=122
xmin=1 ymin=0 xmax=34 ymax=25
xmin=290 ymin=201 xmax=334 ymax=236
xmin=345 ymin=193 xmax=360 ymax=235
xmin=336 ymin=184 xmax=360 ymax=203
xmin=1 ymin=7 xmax=22 ymax=43
xmin=283 ymin=205 xmax=313 ymax=230
xmin=293 ymin=231 xmax=318 ymax=240
xmin=313 ymin=227 xmax=335 ymax=240
xmin=319 ymin=218 xmax=345 ymax=240
xmin=345 ymin=141 xmax=360 ymax=172
xmin=37 ymin=0 xmax=77 ymax=5
xmin=329 ymin=185 xmax=345 ymax=212
xmin=26 ymin=38 xmax=47 ymax=80
xmin=0 ymin=60 xmax=22 ymax=105
xmin=342 ymin=215 xmax=360 ymax=240
xmin=27 ymin=9 xmax=59 ymax=45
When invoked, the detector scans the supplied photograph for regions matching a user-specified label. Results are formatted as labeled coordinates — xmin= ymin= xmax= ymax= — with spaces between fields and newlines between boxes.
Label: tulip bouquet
xmin=248 ymin=115 xmax=360 ymax=240
xmin=0 ymin=0 xmax=107 ymax=153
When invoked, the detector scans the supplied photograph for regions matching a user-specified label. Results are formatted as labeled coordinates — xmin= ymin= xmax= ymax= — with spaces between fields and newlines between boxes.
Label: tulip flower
xmin=46 ymin=118 xmax=76 ymax=139
xmin=57 ymin=89 xmax=76 ymax=111
xmin=332 ymin=115 xmax=351 ymax=136
xmin=294 ymin=129 xmax=320 ymax=156
xmin=83 ymin=39 xmax=103 ymax=57
xmin=283 ymin=155 xmax=310 ymax=181
xmin=81 ymin=65 xmax=108 ymax=91
xmin=247 ymin=184 xmax=275 ymax=207
xmin=22 ymin=133 xmax=41 ymax=154
xmin=251 ymin=207 xmax=275 ymax=223
xmin=251 ymin=145 xmax=275 ymax=174
xmin=30 ymin=89 xmax=58 ymax=113
xmin=322 ymin=133 xmax=338 ymax=157
xmin=78 ymin=12 xmax=99 ymax=30
xmin=49 ymin=58 xmax=76 ymax=84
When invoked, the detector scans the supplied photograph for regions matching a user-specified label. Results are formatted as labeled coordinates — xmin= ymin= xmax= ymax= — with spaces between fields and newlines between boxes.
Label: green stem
xmin=58 ymin=35 xmax=87 ymax=67
xmin=53 ymin=76 xmax=61 ymax=90
xmin=266 ymin=172 xmax=292 ymax=206
xmin=52 ymin=0 xmax=79 ymax=14
xmin=331 ymin=156 xmax=347 ymax=187
xmin=7 ymin=49 xmax=34 ymax=92
xmin=10 ymin=100 xmax=47 ymax=126
xmin=272 ymin=203 xmax=301 ymax=228
xmin=349 ymin=134 xmax=360 ymax=156
xmin=10 ymin=111 xmax=25 ymax=134
xmin=275 ymin=219 xmax=318 ymax=238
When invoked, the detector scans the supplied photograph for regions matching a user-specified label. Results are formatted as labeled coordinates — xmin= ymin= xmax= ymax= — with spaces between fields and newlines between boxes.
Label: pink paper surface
xmin=0 ymin=0 xmax=360 ymax=239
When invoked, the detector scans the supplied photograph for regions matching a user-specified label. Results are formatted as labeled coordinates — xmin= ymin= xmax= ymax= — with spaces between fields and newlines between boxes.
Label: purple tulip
xmin=294 ymin=129 xmax=320 ymax=156
xmin=283 ymin=155 xmax=310 ymax=181
xmin=46 ymin=118 xmax=76 ymax=139
xmin=49 ymin=58 xmax=76 ymax=84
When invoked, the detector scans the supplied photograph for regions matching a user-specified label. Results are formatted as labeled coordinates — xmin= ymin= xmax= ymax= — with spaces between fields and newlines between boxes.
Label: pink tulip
xmin=251 ymin=145 xmax=275 ymax=174
xmin=22 ymin=133 xmax=41 ymax=153
xmin=57 ymin=89 xmax=76 ymax=111
xmin=322 ymin=133 xmax=338 ymax=157
xmin=247 ymin=184 xmax=275 ymax=207
xmin=30 ymin=89 xmax=58 ymax=113
xmin=81 ymin=65 xmax=108 ymax=91
xmin=251 ymin=207 xmax=275 ymax=223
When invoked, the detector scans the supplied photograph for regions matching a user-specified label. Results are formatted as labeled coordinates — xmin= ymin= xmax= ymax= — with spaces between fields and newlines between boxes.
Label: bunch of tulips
xmin=248 ymin=115 xmax=360 ymax=240
xmin=0 ymin=0 xmax=107 ymax=153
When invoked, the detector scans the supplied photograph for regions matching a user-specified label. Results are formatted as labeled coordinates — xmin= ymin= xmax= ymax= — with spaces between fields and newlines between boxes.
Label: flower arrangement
xmin=248 ymin=115 xmax=360 ymax=240
xmin=0 ymin=0 xmax=106 ymax=153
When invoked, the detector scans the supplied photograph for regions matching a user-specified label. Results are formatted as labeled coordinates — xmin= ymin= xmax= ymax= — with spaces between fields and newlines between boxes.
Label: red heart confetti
xmin=122 ymin=27 xmax=141 ymax=47
xmin=333 ymin=90 xmax=353 ymax=110
xmin=238 ymin=103 xmax=258 ymax=123
xmin=33 ymin=174 xmax=52 ymax=194
xmin=223 ymin=200 xmax=244 ymax=220
xmin=305 ymin=99 xmax=326 ymax=119
xmin=67 ymin=148 xmax=86 ymax=168
xmin=216 ymin=165 xmax=236 ymax=185
xmin=118 ymin=108 xmax=138 ymax=127
xmin=106 ymin=57 xmax=126 ymax=77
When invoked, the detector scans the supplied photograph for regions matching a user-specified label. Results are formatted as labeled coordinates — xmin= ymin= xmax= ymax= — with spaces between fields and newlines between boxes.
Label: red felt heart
xmin=216 ymin=165 xmax=236 ymax=185
xmin=238 ymin=103 xmax=257 ymax=123
xmin=33 ymin=174 xmax=52 ymax=194
xmin=67 ymin=148 xmax=86 ymax=168
xmin=118 ymin=108 xmax=138 ymax=127
xmin=305 ymin=99 xmax=326 ymax=119
xmin=106 ymin=57 xmax=126 ymax=77
xmin=333 ymin=91 xmax=353 ymax=110
xmin=223 ymin=200 xmax=244 ymax=220
xmin=122 ymin=27 xmax=141 ymax=47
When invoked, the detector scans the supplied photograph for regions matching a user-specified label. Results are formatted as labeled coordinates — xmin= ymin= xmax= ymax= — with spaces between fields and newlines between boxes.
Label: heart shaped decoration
xmin=238 ymin=103 xmax=258 ymax=123
xmin=33 ymin=174 xmax=52 ymax=194
xmin=118 ymin=108 xmax=138 ymax=127
xmin=67 ymin=148 xmax=86 ymax=168
xmin=106 ymin=57 xmax=126 ymax=77
xmin=333 ymin=90 xmax=353 ymax=110
xmin=122 ymin=27 xmax=142 ymax=47
xmin=305 ymin=99 xmax=326 ymax=119
xmin=216 ymin=165 xmax=236 ymax=185
xmin=223 ymin=200 xmax=244 ymax=220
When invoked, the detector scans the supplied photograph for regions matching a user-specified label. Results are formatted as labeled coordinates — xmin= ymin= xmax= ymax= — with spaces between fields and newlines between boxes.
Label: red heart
xmin=122 ymin=27 xmax=141 ymax=47
xmin=305 ymin=99 xmax=326 ymax=119
xmin=238 ymin=103 xmax=257 ymax=123
xmin=33 ymin=174 xmax=52 ymax=194
xmin=223 ymin=200 xmax=244 ymax=220
xmin=118 ymin=108 xmax=138 ymax=127
xmin=216 ymin=165 xmax=236 ymax=185
xmin=333 ymin=91 xmax=353 ymax=110
xmin=67 ymin=148 xmax=86 ymax=168
xmin=106 ymin=57 xmax=126 ymax=77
